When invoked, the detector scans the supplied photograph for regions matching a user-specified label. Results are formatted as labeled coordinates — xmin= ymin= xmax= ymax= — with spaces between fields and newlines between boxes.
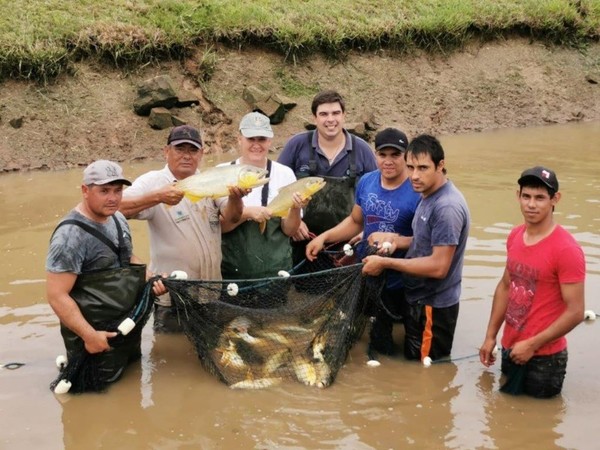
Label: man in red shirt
xmin=479 ymin=166 xmax=586 ymax=398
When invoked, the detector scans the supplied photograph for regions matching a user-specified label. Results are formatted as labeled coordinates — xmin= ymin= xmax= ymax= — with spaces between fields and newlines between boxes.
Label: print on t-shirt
xmin=364 ymin=193 xmax=400 ymax=232
xmin=506 ymin=258 xmax=537 ymax=331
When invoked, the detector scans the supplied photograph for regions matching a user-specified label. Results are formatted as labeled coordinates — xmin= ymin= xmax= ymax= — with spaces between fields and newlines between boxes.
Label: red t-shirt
xmin=501 ymin=224 xmax=585 ymax=355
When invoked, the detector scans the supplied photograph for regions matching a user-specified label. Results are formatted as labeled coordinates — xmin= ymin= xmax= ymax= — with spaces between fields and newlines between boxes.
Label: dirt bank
xmin=0 ymin=38 xmax=599 ymax=173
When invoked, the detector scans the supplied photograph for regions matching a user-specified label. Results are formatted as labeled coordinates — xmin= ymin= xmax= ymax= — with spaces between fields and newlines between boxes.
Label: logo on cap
xmin=105 ymin=165 xmax=119 ymax=178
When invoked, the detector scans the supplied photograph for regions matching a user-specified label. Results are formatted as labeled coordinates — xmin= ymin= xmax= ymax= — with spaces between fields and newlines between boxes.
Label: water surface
xmin=1 ymin=122 xmax=599 ymax=449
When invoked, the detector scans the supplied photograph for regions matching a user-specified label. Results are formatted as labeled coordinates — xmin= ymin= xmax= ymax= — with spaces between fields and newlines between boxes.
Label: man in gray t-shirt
xmin=46 ymin=160 xmax=165 ymax=391
xmin=362 ymin=134 xmax=470 ymax=362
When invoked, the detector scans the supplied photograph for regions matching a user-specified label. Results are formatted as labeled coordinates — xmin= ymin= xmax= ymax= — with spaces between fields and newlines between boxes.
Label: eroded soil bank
xmin=0 ymin=39 xmax=599 ymax=172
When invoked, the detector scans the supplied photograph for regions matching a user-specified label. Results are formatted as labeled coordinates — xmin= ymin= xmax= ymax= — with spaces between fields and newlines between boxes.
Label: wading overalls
xmin=53 ymin=216 xmax=146 ymax=384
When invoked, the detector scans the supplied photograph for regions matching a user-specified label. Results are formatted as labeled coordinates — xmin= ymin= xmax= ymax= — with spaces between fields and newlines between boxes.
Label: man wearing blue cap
xmin=479 ymin=166 xmax=586 ymax=398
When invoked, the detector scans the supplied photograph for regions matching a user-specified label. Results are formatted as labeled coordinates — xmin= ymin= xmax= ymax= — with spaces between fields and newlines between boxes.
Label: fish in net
xmin=163 ymin=242 xmax=384 ymax=389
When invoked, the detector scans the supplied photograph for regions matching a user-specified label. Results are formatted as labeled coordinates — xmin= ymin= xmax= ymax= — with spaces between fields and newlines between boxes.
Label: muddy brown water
xmin=1 ymin=122 xmax=599 ymax=449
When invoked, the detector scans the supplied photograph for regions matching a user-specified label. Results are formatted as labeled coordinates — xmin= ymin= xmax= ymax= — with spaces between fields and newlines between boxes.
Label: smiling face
xmin=238 ymin=135 xmax=271 ymax=167
xmin=164 ymin=143 xmax=202 ymax=180
xmin=405 ymin=151 xmax=445 ymax=197
xmin=313 ymin=102 xmax=346 ymax=140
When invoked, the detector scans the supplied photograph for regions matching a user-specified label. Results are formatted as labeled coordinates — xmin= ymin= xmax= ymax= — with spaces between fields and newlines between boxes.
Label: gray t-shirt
xmin=46 ymin=210 xmax=133 ymax=275
xmin=403 ymin=181 xmax=470 ymax=307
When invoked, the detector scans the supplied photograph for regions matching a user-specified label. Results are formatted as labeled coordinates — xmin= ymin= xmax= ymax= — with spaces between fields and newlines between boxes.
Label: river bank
xmin=0 ymin=39 xmax=599 ymax=173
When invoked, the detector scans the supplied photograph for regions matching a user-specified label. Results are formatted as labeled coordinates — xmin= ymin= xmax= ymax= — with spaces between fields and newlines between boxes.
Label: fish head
xmin=227 ymin=316 xmax=252 ymax=333
xmin=302 ymin=177 xmax=327 ymax=198
xmin=238 ymin=165 xmax=270 ymax=189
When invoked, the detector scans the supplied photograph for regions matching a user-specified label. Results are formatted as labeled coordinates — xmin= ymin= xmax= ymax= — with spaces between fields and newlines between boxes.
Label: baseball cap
xmin=239 ymin=112 xmax=274 ymax=138
xmin=374 ymin=128 xmax=409 ymax=152
xmin=83 ymin=160 xmax=131 ymax=186
xmin=518 ymin=166 xmax=559 ymax=192
xmin=167 ymin=125 xmax=202 ymax=148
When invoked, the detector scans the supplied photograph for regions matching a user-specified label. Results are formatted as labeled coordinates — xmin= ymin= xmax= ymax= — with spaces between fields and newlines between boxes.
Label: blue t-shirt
xmin=355 ymin=170 xmax=421 ymax=289
xmin=403 ymin=181 xmax=470 ymax=307
xmin=278 ymin=130 xmax=377 ymax=178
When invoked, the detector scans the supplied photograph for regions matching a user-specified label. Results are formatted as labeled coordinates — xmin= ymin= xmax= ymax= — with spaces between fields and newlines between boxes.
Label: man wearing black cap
xmin=306 ymin=128 xmax=421 ymax=356
xmin=479 ymin=166 xmax=585 ymax=398
xmin=46 ymin=160 xmax=166 ymax=390
xmin=120 ymin=125 xmax=247 ymax=333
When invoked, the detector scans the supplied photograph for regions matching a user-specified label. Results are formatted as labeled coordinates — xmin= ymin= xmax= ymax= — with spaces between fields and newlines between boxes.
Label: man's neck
xmin=381 ymin=172 xmax=408 ymax=190
xmin=317 ymin=130 xmax=346 ymax=155
xmin=524 ymin=218 xmax=556 ymax=245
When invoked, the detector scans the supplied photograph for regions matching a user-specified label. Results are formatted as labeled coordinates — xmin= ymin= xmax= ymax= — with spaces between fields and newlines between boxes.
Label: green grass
xmin=0 ymin=0 xmax=598 ymax=81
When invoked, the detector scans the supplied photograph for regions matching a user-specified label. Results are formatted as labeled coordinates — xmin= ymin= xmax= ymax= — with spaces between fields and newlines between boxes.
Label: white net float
xmin=117 ymin=317 xmax=136 ymax=335
xmin=277 ymin=270 xmax=291 ymax=278
xmin=422 ymin=356 xmax=432 ymax=367
xmin=53 ymin=379 xmax=72 ymax=394
xmin=343 ymin=243 xmax=353 ymax=256
xmin=227 ymin=283 xmax=239 ymax=296
xmin=170 ymin=270 xmax=188 ymax=280
xmin=55 ymin=355 xmax=67 ymax=370
xmin=584 ymin=310 xmax=596 ymax=321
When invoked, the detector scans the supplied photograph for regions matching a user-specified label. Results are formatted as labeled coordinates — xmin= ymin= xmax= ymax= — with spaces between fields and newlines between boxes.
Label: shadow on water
xmin=1 ymin=122 xmax=599 ymax=449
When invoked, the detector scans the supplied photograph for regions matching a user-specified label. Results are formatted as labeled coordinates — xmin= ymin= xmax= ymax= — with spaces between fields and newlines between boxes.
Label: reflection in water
xmin=475 ymin=371 xmax=566 ymax=449
xmin=1 ymin=122 xmax=600 ymax=449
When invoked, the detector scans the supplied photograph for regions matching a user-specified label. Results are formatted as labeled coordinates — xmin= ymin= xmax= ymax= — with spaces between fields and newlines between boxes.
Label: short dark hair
xmin=311 ymin=90 xmax=346 ymax=115
xmin=518 ymin=177 xmax=556 ymax=198
xmin=406 ymin=134 xmax=446 ymax=174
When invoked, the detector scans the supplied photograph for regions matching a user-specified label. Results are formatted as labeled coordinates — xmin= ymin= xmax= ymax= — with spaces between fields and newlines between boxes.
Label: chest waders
xmin=292 ymin=131 xmax=358 ymax=266
xmin=221 ymin=160 xmax=292 ymax=281
xmin=52 ymin=216 xmax=146 ymax=384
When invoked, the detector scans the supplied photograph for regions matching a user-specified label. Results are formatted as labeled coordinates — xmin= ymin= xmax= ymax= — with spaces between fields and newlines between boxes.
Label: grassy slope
xmin=0 ymin=0 xmax=599 ymax=80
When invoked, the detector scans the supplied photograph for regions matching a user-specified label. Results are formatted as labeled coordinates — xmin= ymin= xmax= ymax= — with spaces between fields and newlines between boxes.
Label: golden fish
xmin=311 ymin=333 xmax=327 ymax=362
xmin=292 ymin=356 xmax=318 ymax=386
xmin=217 ymin=340 xmax=246 ymax=369
xmin=266 ymin=177 xmax=326 ymax=218
xmin=174 ymin=164 xmax=269 ymax=202
xmin=229 ymin=377 xmax=283 ymax=390
xmin=263 ymin=349 xmax=293 ymax=375
xmin=292 ymin=353 xmax=332 ymax=388
xmin=255 ymin=330 xmax=291 ymax=346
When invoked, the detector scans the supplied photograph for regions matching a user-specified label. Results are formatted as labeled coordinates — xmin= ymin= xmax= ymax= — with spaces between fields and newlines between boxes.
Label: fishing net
xmin=163 ymin=241 xmax=384 ymax=389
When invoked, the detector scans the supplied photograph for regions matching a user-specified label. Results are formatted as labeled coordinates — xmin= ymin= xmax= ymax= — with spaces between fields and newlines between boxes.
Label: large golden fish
xmin=174 ymin=164 xmax=269 ymax=202
xmin=266 ymin=177 xmax=326 ymax=218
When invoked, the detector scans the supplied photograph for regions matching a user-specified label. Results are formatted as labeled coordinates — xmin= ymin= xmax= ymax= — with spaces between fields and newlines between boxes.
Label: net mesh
xmin=164 ymin=242 xmax=383 ymax=389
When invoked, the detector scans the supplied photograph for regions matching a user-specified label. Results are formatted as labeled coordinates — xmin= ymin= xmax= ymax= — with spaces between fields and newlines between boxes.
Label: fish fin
xmin=259 ymin=221 xmax=266 ymax=234
xmin=184 ymin=193 xmax=204 ymax=203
